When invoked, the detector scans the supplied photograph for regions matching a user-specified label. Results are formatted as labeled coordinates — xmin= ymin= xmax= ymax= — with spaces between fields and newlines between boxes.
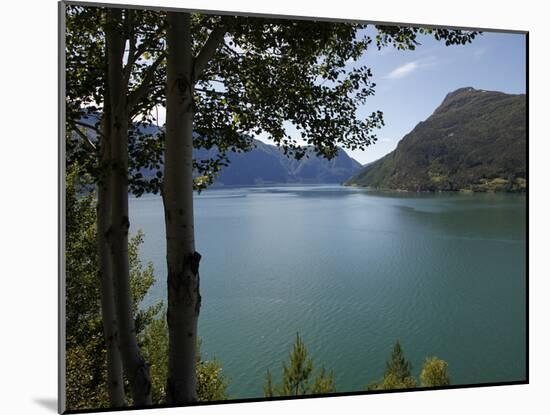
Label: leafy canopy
xmin=66 ymin=5 xmax=479 ymax=194
xmin=420 ymin=357 xmax=451 ymax=387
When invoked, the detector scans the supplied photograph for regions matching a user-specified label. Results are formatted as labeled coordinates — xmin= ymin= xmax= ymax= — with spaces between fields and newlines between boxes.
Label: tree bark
xmin=164 ymin=11 xmax=201 ymax=403
xmin=106 ymin=8 xmax=152 ymax=406
xmin=97 ymin=106 xmax=126 ymax=406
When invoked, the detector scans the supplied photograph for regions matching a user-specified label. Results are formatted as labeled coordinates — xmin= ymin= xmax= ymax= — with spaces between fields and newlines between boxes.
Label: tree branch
xmin=123 ymin=19 xmax=165 ymax=93
xmin=123 ymin=10 xmax=136 ymax=88
xmin=70 ymin=124 xmax=97 ymax=151
xmin=127 ymin=52 xmax=165 ymax=116
xmin=72 ymin=120 xmax=103 ymax=137
xmin=222 ymin=43 xmax=244 ymax=57
xmin=125 ymin=36 xmax=162 ymax=80
xmin=193 ymin=20 xmax=230 ymax=82
xmin=195 ymin=87 xmax=227 ymax=97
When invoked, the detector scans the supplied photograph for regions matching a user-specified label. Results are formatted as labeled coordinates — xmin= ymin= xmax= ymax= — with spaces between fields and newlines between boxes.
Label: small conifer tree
xmin=367 ymin=340 xmax=417 ymax=390
xmin=385 ymin=340 xmax=412 ymax=381
xmin=264 ymin=333 xmax=335 ymax=397
xmin=264 ymin=369 xmax=274 ymax=398
xmin=280 ymin=333 xmax=314 ymax=395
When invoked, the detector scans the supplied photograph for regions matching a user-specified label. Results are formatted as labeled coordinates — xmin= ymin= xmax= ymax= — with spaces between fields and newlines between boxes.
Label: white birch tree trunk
xmin=106 ymin=8 xmax=152 ymax=406
xmin=164 ymin=11 xmax=201 ymax=403
xmin=97 ymin=105 xmax=127 ymax=406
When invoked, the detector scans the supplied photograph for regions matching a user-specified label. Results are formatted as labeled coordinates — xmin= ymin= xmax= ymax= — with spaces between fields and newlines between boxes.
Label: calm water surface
xmin=129 ymin=185 xmax=526 ymax=398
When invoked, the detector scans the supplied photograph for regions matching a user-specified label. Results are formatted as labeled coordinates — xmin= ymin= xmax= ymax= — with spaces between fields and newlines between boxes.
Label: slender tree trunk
xmin=97 ymin=105 xmax=126 ymax=406
xmin=164 ymin=11 xmax=201 ymax=403
xmin=106 ymin=8 xmax=152 ymax=406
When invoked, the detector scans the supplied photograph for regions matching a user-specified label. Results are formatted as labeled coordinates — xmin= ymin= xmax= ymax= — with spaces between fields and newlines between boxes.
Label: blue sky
xmin=151 ymin=28 xmax=526 ymax=165
xmin=259 ymin=28 xmax=527 ymax=164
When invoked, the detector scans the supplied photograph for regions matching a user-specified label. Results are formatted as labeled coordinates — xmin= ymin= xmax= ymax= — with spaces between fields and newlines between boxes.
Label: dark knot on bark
xmin=167 ymin=251 xmax=202 ymax=310
xmin=173 ymin=75 xmax=196 ymax=113
xmin=113 ymin=117 xmax=122 ymax=131
xmin=175 ymin=75 xmax=192 ymax=98
xmin=121 ymin=216 xmax=130 ymax=232
xmin=104 ymin=225 xmax=113 ymax=241
xmin=186 ymin=251 xmax=201 ymax=275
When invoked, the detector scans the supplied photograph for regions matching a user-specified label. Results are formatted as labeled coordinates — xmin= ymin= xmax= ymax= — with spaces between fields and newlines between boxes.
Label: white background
xmin=0 ymin=0 xmax=545 ymax=413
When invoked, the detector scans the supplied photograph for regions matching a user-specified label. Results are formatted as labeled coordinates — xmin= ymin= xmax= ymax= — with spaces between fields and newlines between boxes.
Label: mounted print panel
xmin=59 ymin=1 xmax=527 ymax=413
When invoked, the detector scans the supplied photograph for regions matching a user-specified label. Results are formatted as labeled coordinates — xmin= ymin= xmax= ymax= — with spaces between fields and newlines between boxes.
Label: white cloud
xmin=383 ymin=56 xmax=440 ymax=80
xmin=474 ymin=47 xmax=487 ymax=57
xmin=384 ymin=61 xmax=420 ymax=79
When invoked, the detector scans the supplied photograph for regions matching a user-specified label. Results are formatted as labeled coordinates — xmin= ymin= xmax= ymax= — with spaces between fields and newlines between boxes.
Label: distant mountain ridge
xmin=73 ymin=114 xmax=362 ymax=186
xmin=345 ymin=87 xmax=527 ymax=192
xmin=195 ymin=139 xmax=362 ymax=186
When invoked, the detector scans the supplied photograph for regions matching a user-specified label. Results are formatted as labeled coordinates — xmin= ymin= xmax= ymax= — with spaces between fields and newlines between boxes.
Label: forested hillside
xmin=345 ymin=88 xmax=526 ymax=192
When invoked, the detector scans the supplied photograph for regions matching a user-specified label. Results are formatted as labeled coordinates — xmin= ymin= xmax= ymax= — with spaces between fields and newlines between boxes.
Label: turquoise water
xmin=129 ymin=185 xmax=526 ymax=398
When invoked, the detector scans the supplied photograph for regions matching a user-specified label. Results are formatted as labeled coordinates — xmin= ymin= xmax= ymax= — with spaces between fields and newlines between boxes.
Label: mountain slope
xmin=345 ymin=87 xmax=527 ymax=192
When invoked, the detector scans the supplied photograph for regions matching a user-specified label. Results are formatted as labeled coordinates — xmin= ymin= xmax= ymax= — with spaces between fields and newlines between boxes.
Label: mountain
xmin=74 ymin=113 xmax=362 ymax=185
xmin=344 ymin=87 xmax=527 ymax=192
xmin=195 ymin=139 xmax=362 ymax=186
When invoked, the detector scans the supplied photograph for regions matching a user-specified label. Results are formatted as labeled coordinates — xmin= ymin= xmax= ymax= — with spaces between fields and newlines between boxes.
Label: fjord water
xmin=129 ymin=185 xmax=526 ymax=398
